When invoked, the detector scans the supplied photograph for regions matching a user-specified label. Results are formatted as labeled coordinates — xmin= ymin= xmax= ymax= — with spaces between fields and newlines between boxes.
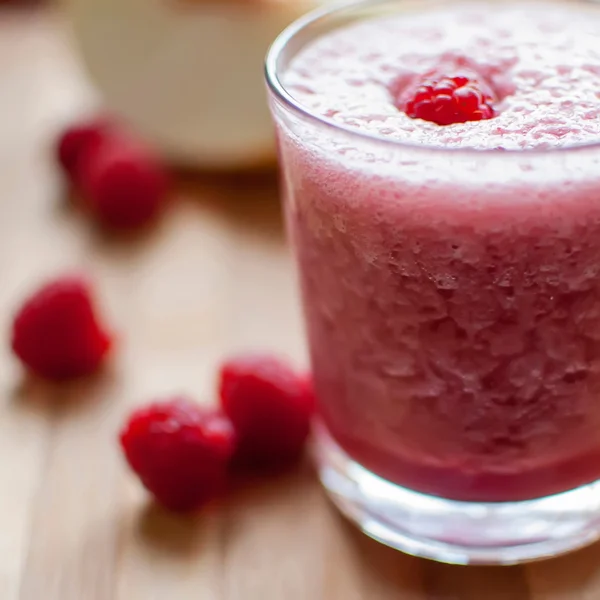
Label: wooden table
xmin=2 ymin=6 xmax=600 ymax=599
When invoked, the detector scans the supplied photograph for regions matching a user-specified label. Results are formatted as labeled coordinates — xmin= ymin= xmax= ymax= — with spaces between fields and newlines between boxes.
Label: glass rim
xmin=264 ymin=0 xmax=600 ymax=156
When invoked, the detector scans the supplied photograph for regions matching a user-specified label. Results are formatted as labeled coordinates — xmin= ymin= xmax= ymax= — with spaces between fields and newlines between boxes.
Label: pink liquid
xmin=277 ymin=1 xmax=600 ymax=501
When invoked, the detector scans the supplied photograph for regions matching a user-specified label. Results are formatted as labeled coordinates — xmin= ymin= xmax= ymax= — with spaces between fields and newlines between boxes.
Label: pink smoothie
xmin=275 ymin=1 xmax=600 ymax=501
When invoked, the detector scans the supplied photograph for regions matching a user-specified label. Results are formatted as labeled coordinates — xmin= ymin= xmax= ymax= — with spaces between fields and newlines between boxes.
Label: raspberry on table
xmin=399 ymin=71 xmax=496 ymax=126
xmin=120 ymin=399 xmax=237 ymax=512
xmin=56 ymin=118 xmax=111 ymax=182
xmin=11 ymin=276 xmax=113 ymax=381
xmin=219 ymin=354 xmax=315 ymax=470
xmin=79 ymin=134 xmax=170 ymax=230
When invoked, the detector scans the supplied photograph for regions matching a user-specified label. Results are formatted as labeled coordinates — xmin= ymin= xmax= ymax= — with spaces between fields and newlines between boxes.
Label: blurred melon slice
xmin=66 ymin=0 xmax=322 ymax=169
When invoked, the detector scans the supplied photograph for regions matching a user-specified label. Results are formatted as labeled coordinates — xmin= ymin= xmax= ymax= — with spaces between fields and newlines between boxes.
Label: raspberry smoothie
xmin=272 ymin=1 xmax=600 ymax=502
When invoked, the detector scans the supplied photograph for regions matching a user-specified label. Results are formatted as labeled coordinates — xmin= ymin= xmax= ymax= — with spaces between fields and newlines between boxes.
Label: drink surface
xmin=277 ymin=1 xmax=600 ymax=501
xmin=284 ymin=1 xmax=600 ymax=150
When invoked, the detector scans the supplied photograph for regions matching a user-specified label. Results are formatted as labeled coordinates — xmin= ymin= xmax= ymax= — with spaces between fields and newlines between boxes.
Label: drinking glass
xmin=266 ymin=0 xmax=600 ymax=564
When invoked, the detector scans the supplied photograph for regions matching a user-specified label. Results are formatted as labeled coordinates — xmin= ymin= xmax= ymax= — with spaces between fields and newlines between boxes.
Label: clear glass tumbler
xmin=265 ymin=0 xmax=600 ymax=564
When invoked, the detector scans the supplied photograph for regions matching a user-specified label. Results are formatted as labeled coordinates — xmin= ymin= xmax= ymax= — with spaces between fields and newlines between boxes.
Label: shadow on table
xmin=334 ymin=516 xmax=531 ymax=599
xmin=131 ymin=449 xmax=600 ymax=599
xmin=176 ymin=167 xmax=284 ymax=243
xmin=9 ymin=362 xmax=121 ymax=419
xmin=135 ymin=456 xmax=315 ymax=555
xmin=331 ymin=508 xmax=600 ymax=600
xmin=523 ymin=540 xmax=600 ymax=597
xmin=136 ymin=502 xmax=209 ymax=557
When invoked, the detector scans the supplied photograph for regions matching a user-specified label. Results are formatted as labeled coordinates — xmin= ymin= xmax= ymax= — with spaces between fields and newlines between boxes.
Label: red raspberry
xmin=400 ymin=72 xmax=496 ymax=126
xmin=56 ymin=118 xmax=111 ymax=182
xmin=79 ymin=134 xmax=169 ymax=230
xmin=11 ymin=276 xmax=112 ymax=380
xmin=120 ymin=399 xmax=237 ymax=512
xmin=219 ymin=354 xmax=315 ymax=469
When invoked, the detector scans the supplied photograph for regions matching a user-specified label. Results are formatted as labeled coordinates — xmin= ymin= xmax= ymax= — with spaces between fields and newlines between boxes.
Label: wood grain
xmin=1 ymin=7 xmax=600 ymax=599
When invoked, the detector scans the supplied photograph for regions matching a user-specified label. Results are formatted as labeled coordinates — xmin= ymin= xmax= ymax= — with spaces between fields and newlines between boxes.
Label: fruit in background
xmin=66 ymin=0 xmax=327 ymax=170
xmin=119 ymin=357 xmax=313 ymax=513
xmin=56 ymin=117 xmax=111 ymax=182
xmin=11 ymin=276 xmax=113 ymax=380
xmin=120 ymin=398 xmax=237 ymax=512
xmin=57 ymin=119 xmax=170 ymax=230
xmin=219 ymin=354 xmax=315 ymax=469
xmin=79 ymin=133 xmax=170 ymax=230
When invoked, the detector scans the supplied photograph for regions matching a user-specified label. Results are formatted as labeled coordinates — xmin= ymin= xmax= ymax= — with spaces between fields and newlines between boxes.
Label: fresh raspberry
xmin=400 ymin=71 xmax=496 ymax=126
xmin=11 ymin=276 xmax=112 ymax=380
xmin=56 ymin=118 xmax=111 ymax=182
xmin=79 ymin=134 xmax=169 ymax=230
xmin=219 ymin=354 xmax=315 ymax=469
xmin=120 ymin=399 xmax=237 ymax=512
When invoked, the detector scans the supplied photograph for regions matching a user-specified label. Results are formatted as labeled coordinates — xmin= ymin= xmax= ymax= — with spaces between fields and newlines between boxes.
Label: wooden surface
xmin=2 ymin=7 xmax=600 ymax=600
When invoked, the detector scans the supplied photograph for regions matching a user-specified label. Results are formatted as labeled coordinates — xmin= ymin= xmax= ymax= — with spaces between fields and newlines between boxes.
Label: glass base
xmin=314 ymin=423 xmax=600 ymax=565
